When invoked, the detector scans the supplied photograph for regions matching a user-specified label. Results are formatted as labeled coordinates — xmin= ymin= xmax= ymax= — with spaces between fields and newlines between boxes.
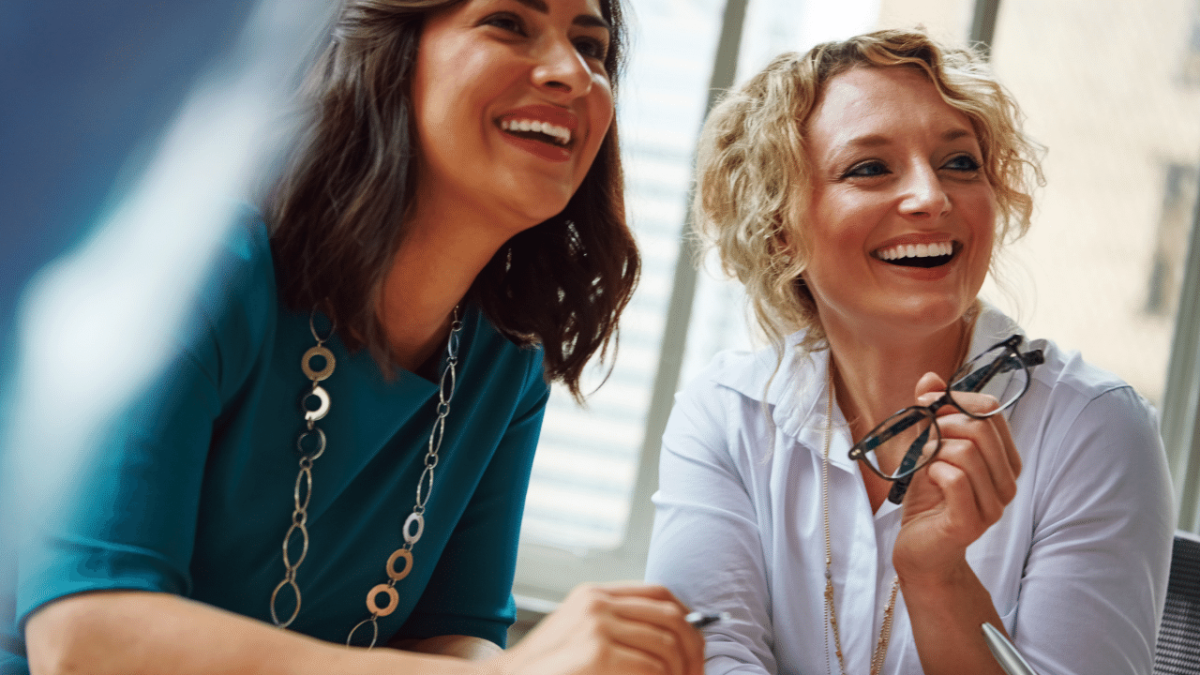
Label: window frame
xmin=512 ymin=0 xmax=751 ymax=605
xmin=1162 ymin=182 xmax=1200 ymax=532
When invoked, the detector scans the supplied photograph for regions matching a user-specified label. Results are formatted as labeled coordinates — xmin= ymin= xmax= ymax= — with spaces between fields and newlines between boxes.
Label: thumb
xmin=914 ymin=371 xmax=947 ymax=406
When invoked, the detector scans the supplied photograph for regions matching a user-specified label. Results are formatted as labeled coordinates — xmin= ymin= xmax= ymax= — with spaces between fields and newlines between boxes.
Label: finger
xmin=925 ymin=459 xmax=990 ymax=543
xmin=987 ymin=413 xmax=1022 ymax=478
xmin=937 ymin=412 xmax=1018 ymax=505
xmin=553 ymin=586 xmax=699 ymax=675
xmin=944 ymin=389 xmax=1001 ymax=417
xmin=607 ymin=642 xmax=676 ymax=675
xmin=604 ymin=595 xmax=704 ymax=675
xmin=931 ymin=437 xmax=1007 ymax=525
xmin=602 ymin=619 xmax=684 ymax=675
xmin=914 ymin=371 xmax=948 ymax=402
xmin=560 ymin=583 xmax=680 ymax=625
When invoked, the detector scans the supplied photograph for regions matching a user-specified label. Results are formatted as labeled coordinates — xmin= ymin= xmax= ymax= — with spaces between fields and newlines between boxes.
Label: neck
xmin=826 ymin=312 xmax=974 ymax=442
xmin=378 ymin=197 xmax=521 ymax=374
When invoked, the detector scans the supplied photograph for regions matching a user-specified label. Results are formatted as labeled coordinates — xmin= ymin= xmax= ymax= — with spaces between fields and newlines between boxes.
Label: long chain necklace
xmin=271 ymin=308 xmax=463 ymax=648
xmin=823 ymin=361 xmax=901 ymax=675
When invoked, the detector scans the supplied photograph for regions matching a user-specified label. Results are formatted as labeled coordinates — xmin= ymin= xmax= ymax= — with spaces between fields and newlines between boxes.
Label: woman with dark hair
xmin=645 ymin=29 xmax=1172 ymax=675
xmin=12 ymin=1 xmax=705 ymax=674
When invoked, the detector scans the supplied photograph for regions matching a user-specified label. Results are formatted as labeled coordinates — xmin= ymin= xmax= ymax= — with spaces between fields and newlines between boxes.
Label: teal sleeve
xmin=17 ymin=349 xmax=221 ymax=617
xmin=396 ymin=351 xmax=550 ymax=647
xmin=15 ymin=220 xmax=272 ymax=627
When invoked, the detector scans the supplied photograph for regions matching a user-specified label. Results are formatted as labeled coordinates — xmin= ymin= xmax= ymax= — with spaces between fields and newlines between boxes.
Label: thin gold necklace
xmin=823 ymin=360 xmax=900 ymax=675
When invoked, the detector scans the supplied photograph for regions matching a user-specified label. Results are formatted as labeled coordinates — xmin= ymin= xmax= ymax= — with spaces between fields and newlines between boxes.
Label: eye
xmin=943 ymin=154 xmax=982 ymax=173
xmin=573 ymin=36 xmax=609 ymax=61
xmin=842 ymin=160 xmax=889 ymax=179
xmin=481 ymin=11 xmax=525 ymax=35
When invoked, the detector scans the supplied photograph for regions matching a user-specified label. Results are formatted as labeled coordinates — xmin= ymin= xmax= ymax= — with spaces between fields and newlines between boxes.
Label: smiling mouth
xmin=499 ymin=118 xmax=573 ymax=148
xmin=873 ymin=241 xmax=959 ymax=268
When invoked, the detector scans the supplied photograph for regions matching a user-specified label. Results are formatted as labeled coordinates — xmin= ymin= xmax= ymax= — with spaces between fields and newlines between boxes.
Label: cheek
xmin=589 ymin=80 xmax=615 ymax=147
xmin=414 ymin=42 xmax=496 ymax=130
xmin=966 ymin=193 xmax=998 ymax=253
xmin=411 ymin=70 xmax=456 ymax=145
xmin=964 ymin=194 xmax=998 ymax=282
xmin=811 ymin=183 xmax=882 ymax=234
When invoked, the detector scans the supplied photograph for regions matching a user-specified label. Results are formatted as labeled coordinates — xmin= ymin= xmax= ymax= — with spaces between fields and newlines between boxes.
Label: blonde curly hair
xmin=693 ymin=28 xmax=1043 ymax=354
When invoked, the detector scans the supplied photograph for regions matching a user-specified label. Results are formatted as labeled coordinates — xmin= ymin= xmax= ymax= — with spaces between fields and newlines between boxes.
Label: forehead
xmin=456 ymin=0 xmax=607 ymax=18
xmin=805 ymin=66 xmax=976 ymax=153
xmin=586 ymin=0 xmax=607 ymax=20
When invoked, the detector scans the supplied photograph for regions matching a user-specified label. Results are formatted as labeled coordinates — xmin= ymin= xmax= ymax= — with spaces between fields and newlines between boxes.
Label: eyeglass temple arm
xmin=949 ymin=349 xmax=1044 ymax=394
xmin=887 ymin=349 xmax=1043 ymax=504
xmin=852 ymin=411 xmax=925 ymax=456
xmin=887 ymin=424 xmax=931 ymax=504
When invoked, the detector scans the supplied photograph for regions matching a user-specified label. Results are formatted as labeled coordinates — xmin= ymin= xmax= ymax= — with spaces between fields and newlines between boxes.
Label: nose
xmin=899 ymin=163 xmax=950 ymax=219
xmin=532 ymin=37 xmax=594 ymax=98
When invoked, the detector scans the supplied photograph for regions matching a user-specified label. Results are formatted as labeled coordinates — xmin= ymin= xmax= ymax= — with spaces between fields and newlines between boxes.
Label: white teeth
xmin=876 ymin=241 xmax=954 ymax=261
xmin=500 ymin=118 xmax=572 ymax=146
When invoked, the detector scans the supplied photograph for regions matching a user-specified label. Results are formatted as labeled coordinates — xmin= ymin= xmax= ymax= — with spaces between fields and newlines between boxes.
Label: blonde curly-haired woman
xmin=646 ymin=29 xmax=1172 ymax=675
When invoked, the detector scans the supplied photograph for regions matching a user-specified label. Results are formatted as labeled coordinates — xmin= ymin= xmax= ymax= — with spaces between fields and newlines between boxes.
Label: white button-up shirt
xmin=646 ymin=305 xmax=1173 ymax=675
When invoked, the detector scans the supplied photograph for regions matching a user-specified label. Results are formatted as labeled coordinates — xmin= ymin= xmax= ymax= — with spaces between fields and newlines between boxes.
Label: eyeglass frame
xmin=845 ymin=334 xmax=1045 ymax=504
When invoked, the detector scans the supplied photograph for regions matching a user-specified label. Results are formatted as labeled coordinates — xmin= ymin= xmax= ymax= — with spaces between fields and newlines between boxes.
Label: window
xmin=515 ymin=0 xmax=730 ymax=599
xmin=1145 ymin=163 xmax=1196 ymax=317
xmin=516 ymin=0 xmax=1200 ymax=606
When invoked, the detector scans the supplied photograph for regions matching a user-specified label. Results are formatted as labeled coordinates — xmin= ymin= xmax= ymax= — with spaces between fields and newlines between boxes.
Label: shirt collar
xmin=967 ymin=299 xmax=1026 ymax=360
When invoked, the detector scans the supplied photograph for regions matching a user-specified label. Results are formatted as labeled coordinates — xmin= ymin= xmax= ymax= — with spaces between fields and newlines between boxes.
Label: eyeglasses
xmin=846 ymin=335 xmax=1045 ymax=504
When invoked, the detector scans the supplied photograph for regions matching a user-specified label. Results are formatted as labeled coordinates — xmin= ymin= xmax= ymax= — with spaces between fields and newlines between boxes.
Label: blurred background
xmin=3 ymin=0 xmax=1200 ymax=641
xmin=516 ymin=0 xmax=1200 ymax=616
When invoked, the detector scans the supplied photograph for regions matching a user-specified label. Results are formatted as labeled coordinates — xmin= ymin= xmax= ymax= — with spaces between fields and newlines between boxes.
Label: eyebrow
xmin=843 ymin=127 xmax=976 ymax=149
xmin=510 ymin=0 xmax=612 ymax=31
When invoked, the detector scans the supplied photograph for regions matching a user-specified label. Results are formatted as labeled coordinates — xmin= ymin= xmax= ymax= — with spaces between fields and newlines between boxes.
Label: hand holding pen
xmin=491 ymin=583 xmax=707 ymax=675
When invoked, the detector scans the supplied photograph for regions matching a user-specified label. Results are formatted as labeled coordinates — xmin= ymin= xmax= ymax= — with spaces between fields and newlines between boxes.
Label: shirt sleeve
xmin=395 ymin=349 xmax=550 ymax=647
xmin=645 ymin=380 xmax=778 ymax=675
xmin=15 ymin=220 xmax=272 ymax=628
xmin=17 ymin=348 xmax=221 ymax=620
xmin=1013 ymin=385 xmax=1174 ymax=675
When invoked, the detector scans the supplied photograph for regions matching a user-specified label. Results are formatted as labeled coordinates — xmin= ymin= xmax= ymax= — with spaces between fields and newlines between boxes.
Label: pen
xmin=981 ymin=622 xmax=1039 ymax=675
xmin=686 ymin=611 xmax=730 ymax=628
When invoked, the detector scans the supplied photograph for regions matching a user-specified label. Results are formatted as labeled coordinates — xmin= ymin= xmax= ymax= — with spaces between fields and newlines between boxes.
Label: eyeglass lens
xmin=858 ymin=340 xmax=1029 ymax=483
xmin=947 ymin=341 xmax=1030 ymax=415
xmin=859 ymin=406 xmax=941 ymax=480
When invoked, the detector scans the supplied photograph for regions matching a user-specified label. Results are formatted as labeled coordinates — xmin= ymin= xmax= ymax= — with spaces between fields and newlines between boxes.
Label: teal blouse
xmin=8 ymin=217 xmax=549 ymax=666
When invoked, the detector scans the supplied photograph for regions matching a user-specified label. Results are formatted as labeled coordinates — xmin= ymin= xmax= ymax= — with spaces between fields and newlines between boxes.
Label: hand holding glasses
xmin=847 ymin=335 xmax=1044 ymax=504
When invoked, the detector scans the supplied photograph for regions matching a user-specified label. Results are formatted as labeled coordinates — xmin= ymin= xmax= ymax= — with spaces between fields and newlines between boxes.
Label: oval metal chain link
xmin=347 ymin=311 xmax=462 ymax=648
xmin=271 ymin=313 xmax=336 ymax=629
xmin=268 ymin=310 xmax=463 ymax=648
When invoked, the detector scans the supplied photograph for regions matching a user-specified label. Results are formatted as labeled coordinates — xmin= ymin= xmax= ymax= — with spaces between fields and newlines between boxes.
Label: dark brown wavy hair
xmin=268 ymin=0 xmax=636 ymax=400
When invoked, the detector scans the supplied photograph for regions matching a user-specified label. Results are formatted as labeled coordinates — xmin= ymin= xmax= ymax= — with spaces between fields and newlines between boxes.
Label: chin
xmin=508 ymin=193 xmax=576 ymax=229
xmin=523 ymin=207 xmax=569 ymax=230
xmin=882 ymin=295 xmax=976 ymax=334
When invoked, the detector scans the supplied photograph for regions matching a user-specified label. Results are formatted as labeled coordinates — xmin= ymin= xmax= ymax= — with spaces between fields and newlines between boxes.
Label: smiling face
xmin=798 ymin=65 xmax=997 ymax=343
xmin=410 ymin=0 xmax=615 ymax=235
